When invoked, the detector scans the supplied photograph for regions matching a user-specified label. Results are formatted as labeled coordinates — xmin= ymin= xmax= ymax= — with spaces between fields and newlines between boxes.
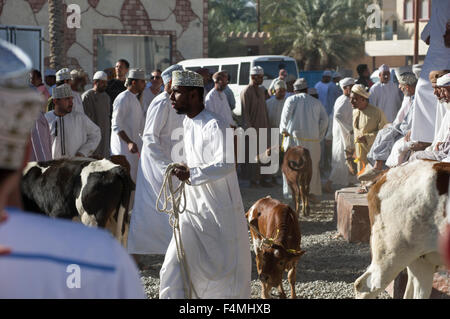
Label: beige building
xmin=344 ymin=0 xmax=431 ymax=76
xmin=0 ymin=0 xmax=208 ymax=78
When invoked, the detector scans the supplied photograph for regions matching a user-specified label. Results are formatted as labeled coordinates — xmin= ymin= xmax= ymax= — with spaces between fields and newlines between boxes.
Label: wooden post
xmin=413 ymin=0 xmax=420 ymax=64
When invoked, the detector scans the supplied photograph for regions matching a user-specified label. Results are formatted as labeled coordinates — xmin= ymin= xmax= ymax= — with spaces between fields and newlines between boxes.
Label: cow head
xmin=256 ymin=242 xmax=305 ymax=288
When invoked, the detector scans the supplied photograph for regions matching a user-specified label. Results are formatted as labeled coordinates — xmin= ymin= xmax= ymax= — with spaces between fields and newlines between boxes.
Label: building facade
xmin=0 ymin=0 xmax=208 ymax=77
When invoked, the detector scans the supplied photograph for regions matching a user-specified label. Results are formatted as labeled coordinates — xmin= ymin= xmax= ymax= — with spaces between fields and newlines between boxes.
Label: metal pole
xmin=257 ymin=0 xmax=261 ymax=33
xmin=414 ymin=0 xmax=420 ymax=64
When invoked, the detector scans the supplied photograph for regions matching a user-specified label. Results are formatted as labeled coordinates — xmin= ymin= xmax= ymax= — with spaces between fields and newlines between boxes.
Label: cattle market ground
xmin=138 ymin=177 xmax=391 ymax=299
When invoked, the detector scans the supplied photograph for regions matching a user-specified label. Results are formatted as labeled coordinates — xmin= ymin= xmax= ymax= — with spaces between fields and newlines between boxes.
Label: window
xmin=254 ymin=60 xmax=298 ymax=80
xmin=239 ymin=62 xmax=251 ymax=85
xmin=204 ymin=65 xmax=219 ymax=74
xmin=404 ymin=0 xmax=430 ymax=22
xmin=221 ymin=64 xmax=238 ymax=84
xmin=96 ymin=34 xmax=171 ymax=73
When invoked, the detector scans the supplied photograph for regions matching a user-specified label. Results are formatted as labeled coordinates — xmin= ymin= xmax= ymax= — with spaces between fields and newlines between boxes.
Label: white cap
xmin=378 ymin=64 xmax=390 ymax=74
xmin=127 ymin=68 xmax=146 ymax=80
xmin=52 ymin=83 xmax=73 ymax=99
xmin=294 ymin=78 xmax=308 ymax=91
xmin=56 ymin=68 xmax=71 ymax=82
xmin=172 ymin=70 xmax=204 ymax=88
xmin=351 ymin=84 xmax=370 ymax=99
xmin=333 ymin=72 xmax=342 ymax=79
xmin=93 ymin=71 xmax=108 ymax=81
xmin=437 ymin=73 xmax=450 ymax=87
xmin=274 ymin=80 xmax=287 ymax=90
xmin=250 ymin=66 xmax=264 ymax=76
xmin=323 ymin=70 xmax=333 ymax=77
xmin=161 ymin=64 xmax=184 ymax=85
xmin=339 ymin=77 xmax=355 ymax=90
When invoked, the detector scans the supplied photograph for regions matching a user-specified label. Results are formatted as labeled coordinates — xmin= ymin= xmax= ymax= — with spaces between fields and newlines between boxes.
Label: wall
xmin=0 ymin=0 xmax=208 ymax=77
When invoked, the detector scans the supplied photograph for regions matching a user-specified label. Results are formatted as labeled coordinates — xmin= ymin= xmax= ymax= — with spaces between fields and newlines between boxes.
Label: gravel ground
xmin=137 ymin=176 xmax=391 ymax=299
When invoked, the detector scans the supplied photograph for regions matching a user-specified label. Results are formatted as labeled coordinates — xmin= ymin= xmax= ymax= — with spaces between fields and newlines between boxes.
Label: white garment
xmin=141 ymin=87 xmax=157 ymax=119
xmin=72 ymin=90 xmax=85 ymax=114
xmin=266 ymin=97 xmax=286 ymax=128
xmin=110 ymin=90 xmax=144 ymax=182
xmin=0 ymin=207 xmax=145 ymax=299
xmin=410 ymin=0 xmax=450 ymax=143
xmin=127 ymin=92 xmax=185 ymax=255
xmin=314 ymin=81 xmax=335 ymax=114
xmin=279 ymin=93 xmax=329 ymax=196
xmin=328 ymin=95 xmax=357 ymax=186
xmin=369 ymin=82 xmax=403 ymax=123
xmin=159 ymin=109 xmax=251 ymax=299
xmin=45 ymin=111 xmax=101 ymax=159
xmin=434 ymin=100 xmax=448 ymax=141
xmin=393 ymin=96 xmax=414 ymax=126
xmin=205 ymin=88 xmax=235 ymax=127
xmin=432 ymin=103 xmax=450 ymax=149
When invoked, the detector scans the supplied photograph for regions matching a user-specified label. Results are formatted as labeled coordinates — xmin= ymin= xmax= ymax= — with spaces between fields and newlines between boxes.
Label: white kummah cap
xmin=398 ymin=72 xmax=417 ymax=86
xmin=293 ymin=78 xmax=308 ymax=91
xmin=323 ymin=70 xmax=333 ymax=77
xmin=172 ymin=70 xmax=204 ymax=88
xmin=93 ymin=71 xmax=108 ymax=81
xmin=0 ymin=40 xmax=43 ymax=170
xmin=274 ymin=79 xmax=287 ymax=90
xmin=437 ymin=73 xmax=450 ymax=87
xmin=52 ymin=83 xmax=73 ymax=99
xmin=56 ymin=68 xmax=71 ymax=82
xmin=161 ymin=64 xmax=184 ymax=85
xmin=250 ymin=66 xmax=264 ymax=76
xmin=351 ymin=84 xmax=370 ymax=99
xmin=333 ymin=72 xmax=342 ymax=79
xmin=339 ymin=77 xmax=355 ymax=90
xmin=378 ymin=64 xmax=390 ymax=74
xmin=308 ymin=88 xmax=318 ymax=95
xmin=127 ymin=68 xmax=146 ymax=80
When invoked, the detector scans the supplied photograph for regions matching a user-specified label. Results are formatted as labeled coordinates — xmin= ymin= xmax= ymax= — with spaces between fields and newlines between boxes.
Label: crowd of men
xmin=1 ymin=0 xmax=449 ymax=299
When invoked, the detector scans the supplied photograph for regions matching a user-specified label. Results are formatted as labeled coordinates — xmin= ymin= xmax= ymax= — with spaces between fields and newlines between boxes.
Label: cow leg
xmin=289 ymin=183 xmax=300 ymax=215
xmin=287 ymin=266 xmax=297 ymax=299
xmin=277 ymin=282 xmax=287 ymax=299
xmin=300 ymin=184 xmax=309 ymax=217
xmin=261 ymin=282 xmax=271 ymax=299
xmin=403 ymin=257 xmax=435 ymax=299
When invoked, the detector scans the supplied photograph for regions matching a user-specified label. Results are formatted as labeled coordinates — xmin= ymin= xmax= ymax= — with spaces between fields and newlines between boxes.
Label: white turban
xmin=274 ymin=80 xmax=287 ymax=90
xmin=250 ymin=66 xmax=264 ymax=76
xmin=378 ymin=64 xmax=390 ymax=74
xmin=56 ymin=68 xmax=71 ymax=82
xmin=52 ymin=83 xmax=73 ymax=99
xmin=172 ymin=70 xmax=204 ymax=88
xmin=161 ymin=64 xmax=184 ymax=85
xmin=93 ymin=71 xmax=108 ymax=81
xmin=437 ymin=73 xmax=450 ymax=87
xmin=339 ymin=77 xmax=355 ymax=90
xmin=294 ymin=78 xmax=308 ymax=91
xmin=351 ymin=84 xmax=370 ymax=99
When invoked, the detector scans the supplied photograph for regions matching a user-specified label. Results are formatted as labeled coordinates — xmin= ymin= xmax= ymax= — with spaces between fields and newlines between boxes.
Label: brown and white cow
xmin=354 ymin=160 xmax=448 ymax=299
xmin=246 ymin=196 xmax=305 ymax=299
xmin=20 ymin=156 xmax=135 ymax=246
xmin=282 ymin=146 xmax=313 ymax=217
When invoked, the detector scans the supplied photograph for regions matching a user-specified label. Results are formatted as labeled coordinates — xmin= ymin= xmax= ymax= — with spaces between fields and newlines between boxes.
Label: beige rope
xmin=156 ymin=163 xmax=197 ymax=299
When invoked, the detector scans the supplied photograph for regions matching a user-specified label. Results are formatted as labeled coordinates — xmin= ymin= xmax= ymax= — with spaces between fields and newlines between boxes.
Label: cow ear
xmin=246 ymin=206 xmax=259 ymax=225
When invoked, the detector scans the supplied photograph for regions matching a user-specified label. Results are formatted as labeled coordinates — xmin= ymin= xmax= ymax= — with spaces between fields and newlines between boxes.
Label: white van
xmin=178 ymin=55 xmax=299 ymax=118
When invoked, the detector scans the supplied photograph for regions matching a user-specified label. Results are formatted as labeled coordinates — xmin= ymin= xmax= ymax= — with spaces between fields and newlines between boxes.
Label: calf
xmin=282 ymin=146 xmax=312 ymax=216
xmin=354 ymin=160 xmax=447 ymax=299
xmin=246 ymin=196 xmax=305 ymax=299
xmin=20 ymin=156 xmax=135 ymax=246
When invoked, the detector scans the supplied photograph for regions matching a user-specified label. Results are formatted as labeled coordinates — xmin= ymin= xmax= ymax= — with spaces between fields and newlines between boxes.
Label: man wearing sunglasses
xmin=141 ymin=69 xmax=163 ymax=118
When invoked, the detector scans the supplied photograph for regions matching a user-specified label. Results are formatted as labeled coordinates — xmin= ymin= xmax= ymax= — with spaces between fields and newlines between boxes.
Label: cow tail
xmin=114 ymin=167 xmax=136 ymax=244
xmin=288 ymin=158 xmax=305 ymax=172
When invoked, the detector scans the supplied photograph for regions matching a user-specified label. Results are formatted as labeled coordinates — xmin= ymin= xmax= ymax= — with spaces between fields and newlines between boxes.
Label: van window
xmin=221 ymin=64 xmax=238 ymax=84
xmin=204 ymin=65 xmax=219 ymax=74
xmin=185 ymin=67 xmax=200 ymax=72
xmin=239 ymin=62 xmax=251 ymax=85
xmin=254 ymin=60 xmax=298 ymax=80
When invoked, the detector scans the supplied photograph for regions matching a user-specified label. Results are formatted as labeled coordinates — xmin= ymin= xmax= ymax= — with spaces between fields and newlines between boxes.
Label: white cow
xmin=354 ymin=160 xmax=448 ymax=299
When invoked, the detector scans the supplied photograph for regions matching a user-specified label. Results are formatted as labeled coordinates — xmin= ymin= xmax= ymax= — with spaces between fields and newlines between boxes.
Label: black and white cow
xmin=20 ymin=156 xmax=135 ymax=246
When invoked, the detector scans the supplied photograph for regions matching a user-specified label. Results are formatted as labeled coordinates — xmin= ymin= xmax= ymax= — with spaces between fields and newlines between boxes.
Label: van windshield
xmin=254 ymin=60 xmax=298 ymax=80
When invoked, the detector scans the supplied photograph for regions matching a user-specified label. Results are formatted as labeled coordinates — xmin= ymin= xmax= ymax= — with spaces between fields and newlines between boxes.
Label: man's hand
xmin=356 ymin=136 xmax=367 ymax=144
xmin=435 ymin=142 xmax=444 ymax=151
xmin=172 ymin=164 xmax=190 ymax=182
xmin=404 ymin=130 xmax=411 ymax=142
xmin=128 ymin=142 xmax=138 ymax=154
xmin=282 ymin=131 xmax=290 ymax=137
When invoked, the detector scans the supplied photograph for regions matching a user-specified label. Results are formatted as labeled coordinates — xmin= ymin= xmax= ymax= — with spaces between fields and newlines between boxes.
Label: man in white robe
xmin=410 ymin=0 xmax=450 ymax=144
xmin=140 ymin=69 xmax=163 ymax=119
xmin=45 ymin=84 xmax=101 ymax=159
xmin=159 ymin=70 xmax=251 ymax=299
xmin=369 ymin=64 xmax=403 ymax=123
xmin=70 ymin=69 xmax=86 ymax=115
xmin=280 ymin=78 xmax=329 ymax=201
xmin=324 ymin=78 xmax=357 ymax=192
xmin=268 ymin=68 xmax=288 ymax=96
xmin=110 ymin=69 xmax=146 ymax=182
xmin=360 ymin=72 xmax=417 ymax=180
xmin=205 ymin=71 xmax=235 ymax=127
xmin=314 ymin=70 xmax=335 ymax=115
xmin=127 ymin=65 xmax=185 ymax=257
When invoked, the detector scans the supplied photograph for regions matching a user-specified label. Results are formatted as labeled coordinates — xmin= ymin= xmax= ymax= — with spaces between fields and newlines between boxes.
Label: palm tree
xmin=262 ymin=0 xmax=368 ymax=70
xmin=48 ymin=0 xmax=65 ymax=70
